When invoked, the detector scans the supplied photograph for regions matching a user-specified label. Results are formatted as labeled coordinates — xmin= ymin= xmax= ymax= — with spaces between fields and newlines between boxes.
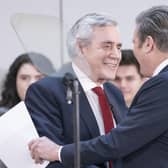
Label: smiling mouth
xmin=105 ymin=63 xmax=118 ymax=68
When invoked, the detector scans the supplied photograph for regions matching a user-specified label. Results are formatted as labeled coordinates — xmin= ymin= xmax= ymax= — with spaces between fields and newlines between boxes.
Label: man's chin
xmin=105 ymin=74 xmax=116 ymax=81
xmin=99 ymin=76 xmax=115 ymax=82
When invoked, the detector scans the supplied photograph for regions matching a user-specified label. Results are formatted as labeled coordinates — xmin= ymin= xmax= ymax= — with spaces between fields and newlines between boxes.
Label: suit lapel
xmin=103 ymin=83 xmax=124 ymax=124
xmin=104 ymin=90 xmax=121 ymax=123
xmin=132 ymin=65 xmax=168 ymax=107
xmin=58 ymin=63 xmax=100 ymax=137
xmin=79 ymin=85 xmax=100 ymax=137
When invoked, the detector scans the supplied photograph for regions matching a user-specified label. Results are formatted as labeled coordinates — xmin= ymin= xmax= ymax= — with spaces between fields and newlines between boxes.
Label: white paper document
xmin=0 ymin=101 xmax=48 ymax=168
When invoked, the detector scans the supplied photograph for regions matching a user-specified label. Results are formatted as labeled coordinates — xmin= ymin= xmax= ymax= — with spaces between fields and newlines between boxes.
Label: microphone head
xmin=62 ymin=73 xmax=75 ymax=104
xmin=62 ymin=72 xmax=76 ymax=87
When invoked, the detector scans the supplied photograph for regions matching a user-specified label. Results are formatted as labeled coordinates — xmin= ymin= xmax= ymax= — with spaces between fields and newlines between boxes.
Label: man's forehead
xmin=92 ymin=25 xmax=120 ymax=34
xmin=118 ymin=65 xmax=139 ymax=73
xmin=89 ymin=26 xmax=121 ymax=46
xmin=101 ymin=40 xmax=122 ymax=47
xmin=116 ymin=73 xmax=139 ymax=79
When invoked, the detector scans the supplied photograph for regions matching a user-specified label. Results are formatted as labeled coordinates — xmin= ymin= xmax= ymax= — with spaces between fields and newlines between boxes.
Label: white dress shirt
xmin=152 ymin=59 xmax=168 ymax=77
xmin=72 ymin=62 xmax=106 ymax=135
xmin=58 ymin=62 xmax=116 ymax=161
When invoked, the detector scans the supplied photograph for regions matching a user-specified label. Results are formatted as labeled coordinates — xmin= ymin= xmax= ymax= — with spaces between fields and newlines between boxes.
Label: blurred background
xmin=0 ymin=0 xmax=167 ymax=87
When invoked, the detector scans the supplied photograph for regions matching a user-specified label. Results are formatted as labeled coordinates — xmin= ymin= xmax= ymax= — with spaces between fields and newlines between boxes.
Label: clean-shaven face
xmin=133 ymin=28 xmax=150 ymax=77
xmin=81 ymin=25 xmax=122 ymax=84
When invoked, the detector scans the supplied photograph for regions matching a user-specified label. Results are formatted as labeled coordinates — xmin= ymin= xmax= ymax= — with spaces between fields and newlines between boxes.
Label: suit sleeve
xmin=61 ymin=75 xmax=168 ymax=167
xmin=25 ymin=78 xmax=69 ymax=167
xmin=25 ymin=78 xmax=103 ymax=168
xmin=25 ymin=78 xmax=65 ymax=144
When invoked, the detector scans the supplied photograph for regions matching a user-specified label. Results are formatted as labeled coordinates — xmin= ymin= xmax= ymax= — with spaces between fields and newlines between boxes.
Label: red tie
xmin=92 ymin=86 xmax=114 ymax=168
xmin=92 ymin=86 xmax=114 ymax=133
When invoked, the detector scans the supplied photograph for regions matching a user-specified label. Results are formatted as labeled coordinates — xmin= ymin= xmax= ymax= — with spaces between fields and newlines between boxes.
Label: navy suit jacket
xmin=25 ymin=63 xmax=127 ymax=168
xmin=61 ymin=66 xmax=168 ymax=168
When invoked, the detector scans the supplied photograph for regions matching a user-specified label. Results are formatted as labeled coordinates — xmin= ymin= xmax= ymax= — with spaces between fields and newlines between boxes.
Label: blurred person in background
xmin=113 ymin=49 xmax=146 ymax=107
xmin=0 ymin=52 xmax=55 ymax=116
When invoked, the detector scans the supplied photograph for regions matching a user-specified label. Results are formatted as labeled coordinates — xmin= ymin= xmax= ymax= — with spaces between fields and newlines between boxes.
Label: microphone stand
xmin=63 ymin=73 xmax=80 ymax=168
xmin=73 ymin=79 xmax=80 ymax=168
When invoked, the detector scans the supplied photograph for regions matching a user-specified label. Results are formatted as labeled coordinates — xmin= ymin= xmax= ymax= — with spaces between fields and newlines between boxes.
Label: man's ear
xmin=76 ymin=39 xmax=87 ymax=55
xmin=143 ymin=35 xmax=154 ymax=53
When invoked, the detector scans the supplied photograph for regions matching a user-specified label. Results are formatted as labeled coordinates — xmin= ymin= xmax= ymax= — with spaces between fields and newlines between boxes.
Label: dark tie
xmin=92 ymin=86 xmax=114 ymax=133
xmin=92 ymin=86 xmax=114 ymax=168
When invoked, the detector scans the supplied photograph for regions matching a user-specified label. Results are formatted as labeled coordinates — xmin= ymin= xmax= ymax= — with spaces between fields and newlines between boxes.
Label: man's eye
xmin=115 ymin=77 xmax=120 ymax=82
xmin=127 ymin=77 xmax=134 ymax=81
xmin=117 ymin=45 xmax=122 ymax=50
xmin=103 ymin=45 xmax=112 ymax=49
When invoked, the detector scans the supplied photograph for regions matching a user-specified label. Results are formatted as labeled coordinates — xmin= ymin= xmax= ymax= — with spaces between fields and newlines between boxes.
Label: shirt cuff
xmin=58 ymin=146 xmax=63 ymax=162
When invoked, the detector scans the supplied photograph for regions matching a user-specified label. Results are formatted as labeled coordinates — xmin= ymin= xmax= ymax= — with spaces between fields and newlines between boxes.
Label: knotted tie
xmin=92 ymin=86 xmax=114 ymax=168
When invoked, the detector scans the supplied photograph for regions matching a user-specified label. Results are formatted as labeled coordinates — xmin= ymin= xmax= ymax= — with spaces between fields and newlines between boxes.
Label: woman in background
xmin=0 ymin=52 xmax=55 ymax=115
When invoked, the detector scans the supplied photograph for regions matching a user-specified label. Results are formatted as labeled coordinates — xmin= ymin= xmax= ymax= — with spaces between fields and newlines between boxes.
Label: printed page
xmin=0 ymin=101 xmax=48 ymax=168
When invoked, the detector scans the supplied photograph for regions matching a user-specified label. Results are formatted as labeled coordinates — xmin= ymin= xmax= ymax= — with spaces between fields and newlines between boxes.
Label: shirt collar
xmin=72 ymin=62 xmax=101 ymax=91
xmin=152 ymin=59 xmax=168 ymax=77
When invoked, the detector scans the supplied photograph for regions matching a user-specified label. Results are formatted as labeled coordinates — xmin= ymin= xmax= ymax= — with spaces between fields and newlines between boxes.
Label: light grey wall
xmin=1 ymin=0 xmax=168 ymax=73
xmin=1 ymin=0 xmax=59 ymax=71
xmin=63 ymin=0 xmax=168 ymax=49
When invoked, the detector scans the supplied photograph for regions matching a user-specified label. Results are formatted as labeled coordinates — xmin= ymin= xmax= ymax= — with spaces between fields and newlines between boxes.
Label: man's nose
xmin=109 ymin=46 xmax=121 ymax=58
xmin=120 ymin=80 xmax=127 ymax=88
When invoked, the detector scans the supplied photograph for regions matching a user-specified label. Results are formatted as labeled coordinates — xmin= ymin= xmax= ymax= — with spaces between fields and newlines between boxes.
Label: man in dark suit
xmin=28 ymin=5 xmax=168 ymax=168
xmin=26 ymin=13 xmax=127 ymax=168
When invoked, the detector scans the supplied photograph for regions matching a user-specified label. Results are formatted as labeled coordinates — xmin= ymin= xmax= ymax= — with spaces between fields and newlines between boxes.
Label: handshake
xmin=28 ymin=136 xmax=60 ymax=164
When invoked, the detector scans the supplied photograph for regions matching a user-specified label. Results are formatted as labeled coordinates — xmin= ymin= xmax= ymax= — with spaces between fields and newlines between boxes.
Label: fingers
xmin=28 ymin=136 xmax=59 ymax=163
xmin=28 ymin=137 xmax=45 ymax=163
xmin=34 ymin=157 xmax=44 ymax=164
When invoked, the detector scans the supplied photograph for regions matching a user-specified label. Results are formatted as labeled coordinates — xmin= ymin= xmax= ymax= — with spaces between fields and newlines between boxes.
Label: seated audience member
xmin=113 ymin=49 xmax=146 ymax=107
xmin=0 ymin=52 xmax=55 ymax=116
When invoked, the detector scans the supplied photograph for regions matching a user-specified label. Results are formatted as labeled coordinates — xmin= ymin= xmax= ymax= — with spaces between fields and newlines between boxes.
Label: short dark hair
xmin=136 ymin=5 xmax=168 ymax=52
xmin=120 ymin=49 xmax=141 ymax=76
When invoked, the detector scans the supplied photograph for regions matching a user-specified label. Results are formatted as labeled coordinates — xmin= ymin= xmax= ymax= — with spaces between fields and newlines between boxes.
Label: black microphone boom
xmin=62 ymin=72 xmax=81 ymax=168
xmin=63 ymin=72 xmax=76 ymax=104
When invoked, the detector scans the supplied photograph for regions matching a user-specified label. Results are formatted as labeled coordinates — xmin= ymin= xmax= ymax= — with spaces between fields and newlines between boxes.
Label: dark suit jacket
xmin=0 ymin=159 xmax=7 ymax=168
xmin=61 ymin=66 xmax=168 ymax=168
xmin=25 ymin=63 xmax=127 ymax=168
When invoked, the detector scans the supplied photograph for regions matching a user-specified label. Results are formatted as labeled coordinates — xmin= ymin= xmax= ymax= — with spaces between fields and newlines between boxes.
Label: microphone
xmin=63 ymin=73 xmax=76 ymax=104
xmin=63 ymin=73 xmax=81 ymax=168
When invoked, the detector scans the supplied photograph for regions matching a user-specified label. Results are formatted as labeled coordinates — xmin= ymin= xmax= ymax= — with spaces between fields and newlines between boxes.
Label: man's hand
xmin=28 ymin=136 xmax=60 ymax=164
